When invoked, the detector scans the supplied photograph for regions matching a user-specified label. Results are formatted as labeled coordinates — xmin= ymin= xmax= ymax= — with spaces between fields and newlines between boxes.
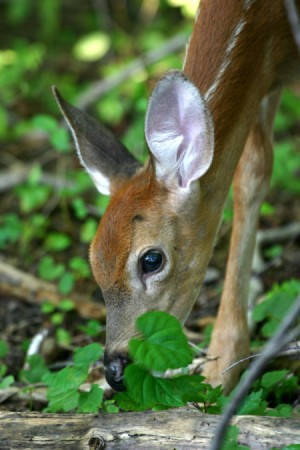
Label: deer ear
xmin=145 ymin=70 xmax=214 ymax=189
xmin=53 ymin=87 xmax=140 ymax=195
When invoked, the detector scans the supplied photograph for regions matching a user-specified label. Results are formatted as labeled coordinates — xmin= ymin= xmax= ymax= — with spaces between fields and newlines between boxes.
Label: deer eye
xmin=140 ymin=250 xmax=164 ymax=274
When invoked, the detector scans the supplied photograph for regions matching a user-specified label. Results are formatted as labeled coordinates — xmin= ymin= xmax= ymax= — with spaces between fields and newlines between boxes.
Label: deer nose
xmin=104 ymin=352 xmax=130 ymax=391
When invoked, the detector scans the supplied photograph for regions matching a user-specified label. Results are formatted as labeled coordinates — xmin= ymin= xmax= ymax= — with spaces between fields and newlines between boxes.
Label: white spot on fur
xmin=205 ymin=18 xmax=247 ymax=102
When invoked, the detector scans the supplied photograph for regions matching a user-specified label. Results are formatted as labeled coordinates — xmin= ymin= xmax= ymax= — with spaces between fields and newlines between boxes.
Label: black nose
xmin=104 ymin=352 xmax=130 ymax=391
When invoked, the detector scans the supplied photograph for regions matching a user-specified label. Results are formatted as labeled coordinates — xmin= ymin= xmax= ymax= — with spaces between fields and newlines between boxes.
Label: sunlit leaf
xmin=73 ymin=32 xmax=110 ymax=61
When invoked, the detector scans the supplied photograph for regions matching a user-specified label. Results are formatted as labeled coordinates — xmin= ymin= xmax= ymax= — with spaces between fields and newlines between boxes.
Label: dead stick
xmin=0 ymin=260 xmax=105 ymax=320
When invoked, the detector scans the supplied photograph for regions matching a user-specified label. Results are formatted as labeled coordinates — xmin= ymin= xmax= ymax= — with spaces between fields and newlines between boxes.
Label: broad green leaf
xmin=73 ymin=343 xmax=104 ymax=367
xmin=267 ymin=404 xmax=292 ymax=418
xmin=78 ymin=320 xmax=103 ymax=337
xmin=43 ymin=365 xmax=88 ymax=393
xmin=32 ymin=114 xmax=57 ymax=133
xmin=0 ymin=375 xmax=14 ymax=389
xmin=59 ymin=299 xmax=75 ymax=312
xmin=279 ymin=445 xmax=300 ymax=450
xmin=238 ymin=390 xmax=267 ymax=416
xmin=72 ymin=198 xmax=88 ymax=220
xmin=45 ymin=232 xmax=71 ymax=252
xmin=38 ymin=256 xmax=65 ymax=281
xmin=221 ymin=425 xmax=250 ymax=450
xmin=41 ymin=302 xmax=55 ymax=314
xmin=80 ymin=218 xmax=98 ymax=243
xmin=51 ymin=127 xmax=70 ymax=152
xmin=51 ymin=312 xmax=64 ymax=325
xmin=78 ymin=384 xmax=104 ymax=413
xmin=261 ymin=370 xmax=289 ymax=389
xmin=21 ymin=355 xmax=49 ymax=384
xmin=73 ymin=32 xmax=110 ymax=62
xmin=55 ymin=328 xmax=71 ymax=347
xmin=16 ymin=184 xmax=51 ymax=213
xmin=253 ymin=280 xmax=300 ymax=337
xmin=69 ymin=256 xmax=91 ymax=278
xmin=46 ymin=388 xmax=79 ymax=413
xmin=129 ymin=311 xmax=194 ymax=371
xmin=58 ymin=271 xmax=74 ymax=295
xmin=116 ymin=363 xmax=205 ymax=411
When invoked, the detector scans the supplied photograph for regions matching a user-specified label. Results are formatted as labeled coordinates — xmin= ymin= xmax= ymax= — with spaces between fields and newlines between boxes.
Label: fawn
xmin=54 ymin=0 xmax=300 ymax=393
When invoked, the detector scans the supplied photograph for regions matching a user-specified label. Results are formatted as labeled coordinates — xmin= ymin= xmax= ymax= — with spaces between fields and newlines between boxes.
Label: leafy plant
xmin=253 ymin=279 xmax=300 ymax=337
xmin=41 ymin=299 xmax=75 ymax=345
xmin=43 ymin=343 xmax=103 ymax=413
xmin=0 ymin=339 xmax=14 ymax=389
xmin=0 ymin=214 xmax=23 ymax=249
xmin=115 ymin=311 xmax=223 ymax=411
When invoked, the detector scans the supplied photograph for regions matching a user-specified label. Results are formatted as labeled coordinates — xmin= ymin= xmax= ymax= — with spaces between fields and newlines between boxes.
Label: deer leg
xmin=203 ymin=91 xmax=281 ymax=394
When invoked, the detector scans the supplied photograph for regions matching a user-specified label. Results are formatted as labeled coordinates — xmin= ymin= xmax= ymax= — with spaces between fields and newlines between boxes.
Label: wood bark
xmin=0 ymin=260 xmax=105 ymax=320
xmin=0 ymin=406 xmax=299 ymax=449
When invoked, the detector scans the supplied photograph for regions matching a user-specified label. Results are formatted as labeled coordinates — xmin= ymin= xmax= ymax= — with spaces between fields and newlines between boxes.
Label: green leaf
xmin=69 ymin=256 xmax=91 ymax=278
xmin=15 ymin=184 xmax=51 ymax=213
xmin=77 ymin=384 xmax=103 ymax=413
xmin=51 ymin=127 xmax=70 ymax=152
xmin=38 ymin=256 xmax=65 ymax=281
xmin=55 ymin=328 xmax=71 ymax=346
xmin=78 ymin=320 xmax=103 ymax=337
xmin=116 ymin=363 xmax=205 ymax=411
xmin=0 ymin=375 xmax=14 ymax=389
xmin=73 ymin=31 xmax=110 ymax=62
xmin=264 ymin=245 xmax=283 ymax=259
xmin=41 ymin=302 xmax=55 ymax=314
xmin=21 ymin=355 xmax=49 ymax=384
xmin=59 ymin=299 xmax=75 ymax=312
xmin=45 ymin=232 xmax=71 ymax=252
xmin=58 ymin=271 xmax=74 ymax=295
xmin=238 ymin=390 xmax=267 ymax=416
xmin=103 ymin=399 xmax=119 ymax=413
xmin=0 ymin=214 xmax=23 ymax=248
xmin=0 ymin=340 xmax=8 ymax=359
xmin=32 ymin=114 xmax=57 ymax=133
xmin=80 ymin=218 xmax=98 ymax=243
xmin=45 ymin=388 xmax=79 ymax=413
xmin=0 ymin=363 xmax=7 ymax=378
xmin=43 ymin=365 xmax=87 ymax=391
xmin=51 ymin=312 xmax=64 ymax=325
xmin=261 ymin=370 xmax=289 ymax=389
xmin=279 ymin=446 xmax=300 ymax=450
xmin=260 ymin=202 xmax=275 ymax=216
xmin=72 ymin=198 xmax=88 ymax=220
xmin=43 ymin=365 xmax=88 ymax=412
xmin=73 ymin=343 xmax=104 ymax=367
xmin=221 ymin=425 xmax=250 ymax=450
xmin=0 ymin=106 xmax=8 ymax=137
xmin=129 ymin=311 xmax=194 ymax=372
xmin=267 ymin=404 xmax=292 ymax=418
xmin=253 ymin=280 xmax=300 ymax=337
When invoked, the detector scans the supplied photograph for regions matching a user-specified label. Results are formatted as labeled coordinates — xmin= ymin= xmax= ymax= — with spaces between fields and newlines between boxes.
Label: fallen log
xmin=0 ymin=260 xmax=105 ymax=320
xmin=0 ymin=406 xmax=299 ymax=449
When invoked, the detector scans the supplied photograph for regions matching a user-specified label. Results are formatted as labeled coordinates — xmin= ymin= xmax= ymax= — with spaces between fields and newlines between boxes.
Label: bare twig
xmin=0 ymin=163 xmax=75 ymax=193
xmin=222 ymin=340 xmax=300 ymax=374
xmin=0 ymin=165 xmax=28 ymax=191
xmin=285 ymin=0 xmax=300 ymax=52
xmin=76 ymin=32 xmax=188 ymax=109
xmin=253 ymin=222 xmax=300 ymax=273
xmin=0 ymin=260 xmax=106 ymax=320
xmin=210 ymin=294 xmax=300 ymax=450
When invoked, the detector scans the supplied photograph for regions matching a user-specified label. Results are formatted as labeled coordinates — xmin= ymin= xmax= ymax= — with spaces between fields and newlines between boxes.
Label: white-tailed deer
xmin=54 ymin=0 xmax=300 ymax=393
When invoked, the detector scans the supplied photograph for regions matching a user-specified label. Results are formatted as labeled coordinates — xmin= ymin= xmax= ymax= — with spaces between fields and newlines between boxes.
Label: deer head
xmin=53 ymin=70 xmax=214 ymax=390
